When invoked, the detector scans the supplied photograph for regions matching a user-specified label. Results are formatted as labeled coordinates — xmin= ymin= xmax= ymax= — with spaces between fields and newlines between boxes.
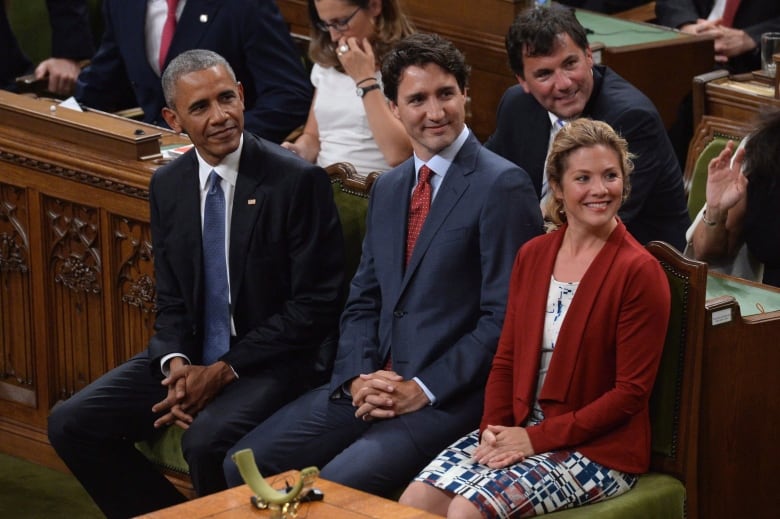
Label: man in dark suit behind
xmin=1 ymin=0 xmax=94 ymax=94
xmin=75 ymin=0 xmax=312 ymax=143
xmin=48 ymin=49 xmax=344 ymax=518
xmin=486 ymin=5 xmax=689 ymax=251
xmin=656 ymin=0 xmax=780 ymax=74
xmin=223 ymin=33 xmax=543 ymax=497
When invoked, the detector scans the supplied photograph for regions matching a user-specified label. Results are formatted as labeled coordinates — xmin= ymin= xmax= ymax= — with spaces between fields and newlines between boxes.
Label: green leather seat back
xmin=688 ymin=137 xmax=729 ymax=220
xmin=135 ymin=426 xmax=188 ymax=474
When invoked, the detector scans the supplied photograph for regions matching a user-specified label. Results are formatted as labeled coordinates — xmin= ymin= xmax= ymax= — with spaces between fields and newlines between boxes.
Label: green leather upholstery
xmin=547 ymin=242 xmax=707 ymax=518
xmin=134 ymin=162 xmax=375 ymax=480
xmin=687 ymin=137 xmax=729 ymax=220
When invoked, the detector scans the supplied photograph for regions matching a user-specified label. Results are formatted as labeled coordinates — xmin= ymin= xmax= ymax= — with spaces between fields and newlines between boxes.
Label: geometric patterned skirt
xmin=414 ymin=430 xmax=637 ymax=518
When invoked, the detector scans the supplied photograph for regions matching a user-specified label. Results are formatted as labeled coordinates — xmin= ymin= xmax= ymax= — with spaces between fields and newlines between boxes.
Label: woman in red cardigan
xmin=400 ymin=119 xmax=671 ymax=518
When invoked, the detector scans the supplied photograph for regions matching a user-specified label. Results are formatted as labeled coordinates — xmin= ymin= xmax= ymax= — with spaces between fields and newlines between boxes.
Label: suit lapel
xmin=398 ymin=135 xmax=477 ymax=296
xmin=528 ymin=106 xmax=552 ymax=199
xmin=541 ymin=222 xmax=627 ymax=402
xmin=166 ymin=152 xmax=203 ymax=315
xmin=166 ymin=0 xmax=222 ymax=68
xmin=228 ymin=134 xmax=267 ymax=308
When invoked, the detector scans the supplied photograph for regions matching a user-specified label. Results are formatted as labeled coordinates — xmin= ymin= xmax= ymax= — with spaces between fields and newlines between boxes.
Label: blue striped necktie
xmin=202 ymin=170 xmax=230 ymax=365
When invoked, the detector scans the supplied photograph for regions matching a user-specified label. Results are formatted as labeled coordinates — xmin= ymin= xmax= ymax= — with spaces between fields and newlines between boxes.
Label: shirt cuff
xmin=160 ymin=353 xmax=191 ymax=377
xmin=413 ymin=376 xmax=437 ymax=405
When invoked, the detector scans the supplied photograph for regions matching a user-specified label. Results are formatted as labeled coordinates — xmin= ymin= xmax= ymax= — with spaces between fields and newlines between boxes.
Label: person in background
xmin=401 ymin=118 xmax=670 ymax=518
xmin=689 ymin=110 xmax=780 ymax=288
xmin=223 ymin=33 xmax=542 ymax=498
xmin=75 ymin=0 xmax=311 ymax=143
xmin=656 ymin=0 xmax=780 ymax=74
xmin=486 ymin=4 xmax=690 ymax=250
xmin=282 ymin=0 xmax=413 ymax=176
xmin=1 ymin=0 xmax=94 ymax=95
xmin=48 ymin=50 xmax=344 ymax=518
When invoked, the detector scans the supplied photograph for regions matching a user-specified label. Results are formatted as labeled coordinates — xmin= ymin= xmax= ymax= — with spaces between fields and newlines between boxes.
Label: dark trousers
xmin=48 ymin=352 xmax=299 ymax=519
xmin=223 ymin=384 xmax=482 ymax=498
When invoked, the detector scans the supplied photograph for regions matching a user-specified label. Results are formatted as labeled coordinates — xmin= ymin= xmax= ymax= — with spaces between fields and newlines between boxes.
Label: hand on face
xmin=336 ymin=37 xmax=378 ymax=82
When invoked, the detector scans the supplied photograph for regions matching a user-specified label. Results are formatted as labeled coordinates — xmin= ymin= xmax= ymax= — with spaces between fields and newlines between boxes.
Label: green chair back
xmin=687 ymin=137 xmax=730 ymax=220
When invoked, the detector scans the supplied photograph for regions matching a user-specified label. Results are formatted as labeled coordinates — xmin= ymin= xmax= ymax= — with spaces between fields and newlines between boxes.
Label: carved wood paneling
xmin=112 ymin=215 xmax=156 ymax=365
xmin=44 ymin=197 xmax=106 ymax=400
xmin=0 ymin=181 xmax=36 ymax=407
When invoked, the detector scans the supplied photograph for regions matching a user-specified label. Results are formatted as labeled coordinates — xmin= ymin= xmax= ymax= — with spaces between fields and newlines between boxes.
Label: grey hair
xmin=161 ymin=49 xmax=237 ymax=108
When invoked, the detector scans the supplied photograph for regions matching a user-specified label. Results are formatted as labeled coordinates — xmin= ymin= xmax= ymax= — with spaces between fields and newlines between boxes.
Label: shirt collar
xmin=413 ymin=125 xmax=470 ymax=179
xmin=197 ymin=134 xmax=243 ymax=190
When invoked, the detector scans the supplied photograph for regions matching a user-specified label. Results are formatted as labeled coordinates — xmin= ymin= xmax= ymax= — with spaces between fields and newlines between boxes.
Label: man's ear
xmin=236 ymin=81 xmax=245 ymax=108
xmin=389 ymin=100 xmax=401 ymax=120
xmin=515 ymin=73 xmax=528 ymax=91
xmin=162 ymin=106 xmax=183 ymax=133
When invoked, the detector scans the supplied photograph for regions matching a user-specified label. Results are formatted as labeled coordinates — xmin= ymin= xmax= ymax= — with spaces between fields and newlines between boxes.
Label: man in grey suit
xmin=223 ymin=33 xmax=543 ymax=497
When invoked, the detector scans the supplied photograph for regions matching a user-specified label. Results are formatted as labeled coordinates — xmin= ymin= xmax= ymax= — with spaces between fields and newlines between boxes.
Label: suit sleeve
xmin=47 ymin=0 xmax=95 ymax=60
xmin=526 ymin=255 xmax=670 ymax=454
xmin=415 ymin=166 xmax=543 ymax=406
xmin=147 ymin=168 xmax=200 ymax=375
xmin=74 ymin=0 xmax=137 ymax=112
xmin=655 ymin=0 xmax=702 ymax=29
xmin=234 ymin=0 xmax=312 ymax=143
xmin=222 ymin=165 xmax=345 ymax=372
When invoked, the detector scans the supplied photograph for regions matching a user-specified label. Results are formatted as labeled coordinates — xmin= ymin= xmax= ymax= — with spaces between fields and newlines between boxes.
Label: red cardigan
xmin=480 ymin=222 xmax=670 ymax=474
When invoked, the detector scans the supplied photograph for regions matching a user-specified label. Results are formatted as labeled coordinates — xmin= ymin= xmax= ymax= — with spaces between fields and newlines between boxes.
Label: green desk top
xmin=707 ymin=274 xmax=780 ymax=316
xmin=576 ymin=10 xmax=681 ymax=48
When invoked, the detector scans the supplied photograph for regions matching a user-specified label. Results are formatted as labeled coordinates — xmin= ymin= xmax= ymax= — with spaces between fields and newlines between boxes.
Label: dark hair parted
xmin=380 ymin=33 xmax=470 ymax=103
xmin=162 ymin=49 xmax=236 ymax=109
xmin=544 ymin=118 xmax=634 ymax=227
xmin=308 ymin=0 xmax=414 ymax=70
xmin=506 ymin=5 xmax=589 ymax=79
xmin=744 ymin=109 xmax=780 ymax=191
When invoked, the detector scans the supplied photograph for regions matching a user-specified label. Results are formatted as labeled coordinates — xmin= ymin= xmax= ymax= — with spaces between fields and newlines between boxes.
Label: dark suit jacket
xmin=76 ymin=0 xmax=312 ymax=143
xmin=656 ymin=0 xmax=780 ymax=72
xmin=329 ymin=132 xmax=543 ymax=454
xmin=486 ymin=65 xmax=690 ymax=250
xmin=482 ymin=222 xmax=670 ymax=474
xmin=1 ymin=0 xmax=94 ymax=91
xmin=148 ymin=132 xmax=344 ymax=379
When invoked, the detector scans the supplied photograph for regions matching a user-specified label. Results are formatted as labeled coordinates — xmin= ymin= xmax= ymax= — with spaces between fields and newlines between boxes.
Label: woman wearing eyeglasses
xmin=282 ymin=0 xmax=414 ymax=176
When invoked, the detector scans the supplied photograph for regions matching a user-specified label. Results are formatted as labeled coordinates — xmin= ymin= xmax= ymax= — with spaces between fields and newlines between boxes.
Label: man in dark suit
xmin=656 ymin=0 xmax=780 ymax=73
xmin=48 ymin=49 xmax=344 ymax=518
xmin=223 ymin=33 xmax=543 ymax=497
xmin=486 ymin=5 xmax=689 ymax=251
xmin=75 ymin=0 xmax=311 ymax=143
xmin=1 ymin=0 xmax=94 ymax=94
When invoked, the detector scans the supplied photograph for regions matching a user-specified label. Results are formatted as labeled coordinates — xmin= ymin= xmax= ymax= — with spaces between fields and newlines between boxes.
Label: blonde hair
xmin=308 ymin=0 xmax=414 ymax=70
xmin=544 ymin=118 xmax=634 ymax=228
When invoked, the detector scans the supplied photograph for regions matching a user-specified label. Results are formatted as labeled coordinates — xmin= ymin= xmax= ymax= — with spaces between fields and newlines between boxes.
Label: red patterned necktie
xmin=721 ymin=0 xmax=741 ymax=28
xmin=159 ymin=0 xmax=180 ymax=72
xmin=405 ymin=165 xmax=433 ymax=266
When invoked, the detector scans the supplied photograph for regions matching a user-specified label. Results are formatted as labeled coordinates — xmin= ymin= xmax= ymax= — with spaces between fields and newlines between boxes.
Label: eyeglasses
xmin=315 ymin=6 xmax=361 ymax=32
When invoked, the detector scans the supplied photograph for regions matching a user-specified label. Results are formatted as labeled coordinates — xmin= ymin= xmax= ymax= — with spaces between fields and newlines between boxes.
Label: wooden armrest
xmin=612 ymin=2 xmax=656 ymax=23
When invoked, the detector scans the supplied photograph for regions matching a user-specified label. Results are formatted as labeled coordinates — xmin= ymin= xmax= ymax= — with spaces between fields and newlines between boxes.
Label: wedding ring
xmin=338 ymin=44 xmax=349 ymax=55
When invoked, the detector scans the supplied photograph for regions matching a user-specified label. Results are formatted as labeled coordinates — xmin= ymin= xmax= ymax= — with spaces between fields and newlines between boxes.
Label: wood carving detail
xmin=0 ymin=148 xmax=149 ymax=200
xmin=115 ymin=217 xmax=156 ymax=313
xmin=47 ymin=200 xmax=101 ymax=294
xmin=0 ymin=184 xmax=29 ymax=273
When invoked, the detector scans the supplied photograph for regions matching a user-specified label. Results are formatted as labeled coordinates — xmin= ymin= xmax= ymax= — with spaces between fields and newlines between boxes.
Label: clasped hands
xmin=679 ymin=19 xmax=756 ymax=63
xmin=152 ymin=358 xmax=236 ymax=429
xmin=472 ymin=425 xmax=535 ymax=469
xmin=349 ymin=369 xmax=429 ymax=422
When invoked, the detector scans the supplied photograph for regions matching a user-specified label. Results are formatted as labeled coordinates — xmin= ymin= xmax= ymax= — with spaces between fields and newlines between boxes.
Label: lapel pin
xmin=200 ymin=14 xmax=208 ymax=23
xmin=248 ymin=199 xmax=256 ymax=205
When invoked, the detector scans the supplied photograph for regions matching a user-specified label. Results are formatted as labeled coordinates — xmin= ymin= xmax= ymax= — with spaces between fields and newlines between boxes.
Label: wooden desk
xmin=692 ymin=69 xmax=780 ymax=129
xmin=276 ymin=1 xmax=712 ymax=140
xmin=138 ymin=472 xmax=439 ymax=519
xmin=0 ymin=91 xmax=186 ymax=471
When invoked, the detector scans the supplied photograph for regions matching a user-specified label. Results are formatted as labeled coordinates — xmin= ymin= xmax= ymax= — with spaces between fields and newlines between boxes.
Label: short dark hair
xmin=744 ymin=109 xmax=780 ymax=190
xmin=506 ymin=5 xmax=589 ymax=78
xmin=381 ymin=33 xmax=470 ymax=103
xmin=162 ymin=49 xmax=236 ymax=108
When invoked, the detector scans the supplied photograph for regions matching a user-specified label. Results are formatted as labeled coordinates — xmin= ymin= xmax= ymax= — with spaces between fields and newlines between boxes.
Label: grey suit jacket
xmin=328 ymin=132 xmax=543 ymax=451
